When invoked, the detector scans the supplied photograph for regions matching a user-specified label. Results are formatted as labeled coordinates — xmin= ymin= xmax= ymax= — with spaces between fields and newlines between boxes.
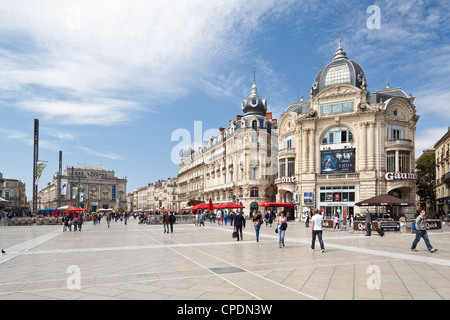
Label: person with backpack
xmin=411 ymin=210 xmax=437 ymax=253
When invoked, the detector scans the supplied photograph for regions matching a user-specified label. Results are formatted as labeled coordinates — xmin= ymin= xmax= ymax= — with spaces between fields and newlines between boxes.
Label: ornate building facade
xmin=39 ymin=164 xmax=127 ymax=212
xmin=178 ymin=79 xmax=278 ymax=212
xmin=277 ymin=44 xmax=419 ymax=220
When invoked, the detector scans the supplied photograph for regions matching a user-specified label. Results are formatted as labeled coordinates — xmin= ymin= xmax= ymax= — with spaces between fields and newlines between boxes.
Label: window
xmin=252 ymin=121 xmax=258 ymax=130
xmin=287 ymin=158 xmax=295 ymax=176
xmin=325 ymin=64 xmax=351 ymax=86
xmin=398 ymin=151 xmax=411 ymax=173
xmin=321 ymin=101 xmax=354 ymax=115
xmin=251 ymin=135 xmax=258 ymax=143
xmin=386 ymin=151 xmax=396 ymax=172
xmin=321 ymin=126 xmax=354 ymax=145
xmin=279 ymin=159 xmax=286 ymax=178
xmin=387 ymin=124 xmax=406 ymax=140
xmin=283 ymin=135 xmax=294 ymax=149
xmin=250 ymin=188 xmax=259 ymax=198
xmin=251 ymin=168 xmax=258 ymax=180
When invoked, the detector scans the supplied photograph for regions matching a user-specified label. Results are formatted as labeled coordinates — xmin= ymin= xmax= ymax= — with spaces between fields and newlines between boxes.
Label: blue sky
xmin=1 ymin=0 xmax=449 ymax=200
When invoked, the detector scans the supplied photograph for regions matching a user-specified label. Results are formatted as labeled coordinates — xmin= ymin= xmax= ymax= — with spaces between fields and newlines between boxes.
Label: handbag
xmin=232 ymin=230 xmax=238 ymax=238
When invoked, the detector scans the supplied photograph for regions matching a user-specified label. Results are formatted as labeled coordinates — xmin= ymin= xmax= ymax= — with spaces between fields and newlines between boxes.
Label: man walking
xmin=411 ymin=210 xmax=437 ymax=253
xmin=234 ymin=211 xmax=246 ymax=241
xmin=310 ymin=208 xmax=325 ymax=253
xmin=169 ymin=212 xmax=176 ymax=233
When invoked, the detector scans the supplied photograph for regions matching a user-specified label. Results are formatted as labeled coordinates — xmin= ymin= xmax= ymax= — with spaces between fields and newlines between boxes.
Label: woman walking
xmin=252 ymin=211 xmax=263 ymax=242
xmin=277 ymin=212 xmax=287 ymax=248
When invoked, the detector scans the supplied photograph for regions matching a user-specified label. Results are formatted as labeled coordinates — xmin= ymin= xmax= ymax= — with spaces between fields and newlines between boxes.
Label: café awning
xmin=355 ymin=194 xmax=414 ymax=206
xmin=259 ymin=202 xmax=296 ymax=208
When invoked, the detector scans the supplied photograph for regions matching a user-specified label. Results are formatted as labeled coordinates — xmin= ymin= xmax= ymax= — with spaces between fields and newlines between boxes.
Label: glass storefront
xmin=318 ymin=185 xmax=355 ymax=220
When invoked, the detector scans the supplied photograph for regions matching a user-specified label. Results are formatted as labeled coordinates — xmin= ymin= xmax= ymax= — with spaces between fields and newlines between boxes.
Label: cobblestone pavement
xmin=0 ymin=218 xmax=449 ymax=300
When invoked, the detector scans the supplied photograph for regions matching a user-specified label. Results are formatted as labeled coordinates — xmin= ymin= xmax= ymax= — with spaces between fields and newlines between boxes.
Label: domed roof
xmin=242 ymin=78 xmax=267 ymax=116
xmin=311 ymin=46 xmax=366 ymax=95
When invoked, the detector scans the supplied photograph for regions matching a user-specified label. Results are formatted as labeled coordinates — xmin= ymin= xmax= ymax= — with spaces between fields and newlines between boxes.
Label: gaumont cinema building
xmin=277 ymin=43 xmax=419 ymax=221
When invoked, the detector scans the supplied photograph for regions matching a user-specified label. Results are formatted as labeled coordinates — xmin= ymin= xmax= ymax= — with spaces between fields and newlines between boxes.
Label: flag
xmin=35 ymin=161 xmax=48 ymax=186
xmin=61 ymin=179 xmax=68 ymax=195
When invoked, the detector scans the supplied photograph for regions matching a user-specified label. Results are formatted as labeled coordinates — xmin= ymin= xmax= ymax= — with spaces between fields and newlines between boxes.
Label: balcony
xmin=442 ymin=172 xmax=450 ymax=184
xmin=278 ymin=147 xmax=296 ymax=157
xmin=385 ymin=139 xmax=413 ymax=149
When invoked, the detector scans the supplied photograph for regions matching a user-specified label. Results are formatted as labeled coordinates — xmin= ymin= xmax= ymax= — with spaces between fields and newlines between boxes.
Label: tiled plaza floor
xmin=0 ymin=218 xmax=449 ymax=300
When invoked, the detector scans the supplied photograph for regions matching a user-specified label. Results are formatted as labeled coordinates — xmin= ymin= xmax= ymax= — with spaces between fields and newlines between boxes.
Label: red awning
xmin=259 ymin=202 xmax=296 ymax=207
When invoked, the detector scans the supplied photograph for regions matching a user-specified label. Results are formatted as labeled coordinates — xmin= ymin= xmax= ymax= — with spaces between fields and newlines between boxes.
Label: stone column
xmin=360 ymin=122 xmax=367 ymax=171
xmin=368 ymin=122 xmax=375 ymax=170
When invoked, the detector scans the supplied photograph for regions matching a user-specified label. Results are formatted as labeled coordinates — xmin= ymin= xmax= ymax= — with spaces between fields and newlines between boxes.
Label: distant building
xmin=38 ymin=164 xmax=127 ymax=212
xmin=0 ymin=172 xmax=27 ymax=209
xmin=434 ymin=127 xmax=450 ymax=214
xmin=177 ymin=78 xmax=278 ymax=212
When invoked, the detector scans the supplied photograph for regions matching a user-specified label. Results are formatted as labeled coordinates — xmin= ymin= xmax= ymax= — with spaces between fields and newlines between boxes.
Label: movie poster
xmin=320 ymin=149 xmax=355 ymax=174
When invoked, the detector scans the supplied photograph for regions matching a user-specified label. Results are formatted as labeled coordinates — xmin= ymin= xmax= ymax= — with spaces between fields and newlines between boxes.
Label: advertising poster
xmin=320 ymin=149 xmax=355 ymax=174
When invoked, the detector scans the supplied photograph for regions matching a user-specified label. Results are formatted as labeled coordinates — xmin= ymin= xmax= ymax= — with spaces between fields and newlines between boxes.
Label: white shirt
xmin=311 ymin=214 xmax=323 ymax=231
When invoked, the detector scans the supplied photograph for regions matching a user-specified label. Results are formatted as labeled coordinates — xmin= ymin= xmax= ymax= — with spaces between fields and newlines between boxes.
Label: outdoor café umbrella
xmin=355 ymin=194 xmax=414 ymax=207
xmin=259 ymin=202 xmax=295 ymax=207
xmin=207 ymin=198 xmax=214 ymax=212
xmin=223 ymin=202 xmax=245 ymax=209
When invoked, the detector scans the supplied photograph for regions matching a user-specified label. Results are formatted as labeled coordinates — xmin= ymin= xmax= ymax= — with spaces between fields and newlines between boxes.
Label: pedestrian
xmin=163 ymin=212 xmax=170 ymax=233
xmin=124 ymin=212 xmax=128 ymax=225
xmin=252 ymin=211 xmax=263 ymax=242
xmin=199 ymin=212 xmax=205 ymax=226
xmin=78 ymin=214 xmax=83 ymax=231
xmin=365 ymin=209 xmax=372 ymax=236
xmin=234 ymin=211 xmax=246 ymax=241
xmin=73 ymin=216 xmax=78 ymax=231
xmin=411 ymin=210 xmax=438 ymax=253
xmin=310 ymin=208 xmax=325 ymax=252
xmin=169 ymin=212 xmax=176 ymax=233
xmin=277 ymin=212 xmax=287 ymax=248
xmin=334 ymin=214 xmax=340 ymax=231
xmin=305 ymin=212 xmax=310 ymax=228
xmin=106 ymin=213 xmax=111 ymax=228
xmin=63 ymin=215 xmax=69 ymax=232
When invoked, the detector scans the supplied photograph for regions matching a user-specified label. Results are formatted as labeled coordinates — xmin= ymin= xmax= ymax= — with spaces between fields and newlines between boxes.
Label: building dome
xmin=311 ymin=46 xmax=366 ymax=95
xmin=242 ymin=78 xmax=267 ymax=116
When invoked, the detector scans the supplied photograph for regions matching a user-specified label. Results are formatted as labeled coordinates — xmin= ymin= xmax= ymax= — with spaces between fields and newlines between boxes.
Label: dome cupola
xmin=242 ymin=78 xmax=267 ymax=116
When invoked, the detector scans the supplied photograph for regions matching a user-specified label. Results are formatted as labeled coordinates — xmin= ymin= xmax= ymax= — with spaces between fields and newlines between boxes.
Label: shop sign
xmin=275 ymin=176 xmax=296 ymax=184
xmin=322 ymin=219 xmax=334 ymax=228
xmin=385 ymin=172 xmax=418 ymax=181
xmin=379 ymin=221 xmax=400 ymax=232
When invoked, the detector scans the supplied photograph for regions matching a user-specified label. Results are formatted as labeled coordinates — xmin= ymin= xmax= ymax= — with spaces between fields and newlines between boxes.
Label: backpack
xmin=412 ymin=221 xmax=416 ymax=230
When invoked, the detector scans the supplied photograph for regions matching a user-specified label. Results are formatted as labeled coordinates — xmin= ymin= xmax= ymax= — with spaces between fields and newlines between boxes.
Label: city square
xmin=1 ymin=1 xmax=450 ymax=306
xmin=1 ymin=218 xmax=449 ymax=301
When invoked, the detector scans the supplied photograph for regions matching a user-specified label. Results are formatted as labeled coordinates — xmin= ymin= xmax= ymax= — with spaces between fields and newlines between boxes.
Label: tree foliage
xmin=416 ymin=153 xmax=436 ymax=203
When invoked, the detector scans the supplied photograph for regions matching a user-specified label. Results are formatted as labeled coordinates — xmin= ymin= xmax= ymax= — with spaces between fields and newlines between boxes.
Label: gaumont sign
xmin=275 ymin=176 xmax=296 ymax=184
xmin=385 ymin=172 xmax=418 ymax=181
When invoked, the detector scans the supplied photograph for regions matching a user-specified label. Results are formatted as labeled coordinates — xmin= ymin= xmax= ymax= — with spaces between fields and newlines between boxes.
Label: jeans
xmin=411 ymin=230 xmax=433 ymax=251
xmin=254 ymin=225 xmax=261 ymax=241
xmin=278 ymin=227 xmax=285 ymax=247
xmin=311 ymin=230 xmax=324 ymax=250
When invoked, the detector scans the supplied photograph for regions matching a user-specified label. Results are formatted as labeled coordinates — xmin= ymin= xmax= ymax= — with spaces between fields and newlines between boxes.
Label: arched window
xmin=321 ymin=126 xmax=354 ymax=145
xmin=252 ymin=120 xmax=258 ymax=130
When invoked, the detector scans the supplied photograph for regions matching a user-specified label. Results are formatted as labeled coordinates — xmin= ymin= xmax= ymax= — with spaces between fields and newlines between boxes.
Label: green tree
xmin=416 ymin=153 xmax=436 ymax=207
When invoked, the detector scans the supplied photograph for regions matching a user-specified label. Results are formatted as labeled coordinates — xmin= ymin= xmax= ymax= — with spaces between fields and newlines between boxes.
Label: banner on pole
xmin=35 ymin=161 xmax=48 ymax=186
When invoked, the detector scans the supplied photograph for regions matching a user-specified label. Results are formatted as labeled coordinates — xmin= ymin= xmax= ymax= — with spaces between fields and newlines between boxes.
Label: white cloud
xmin=415 ymin=126 xmax=449 ymax=157
xmin=0 ymin=0 xmax=297 ymax=126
